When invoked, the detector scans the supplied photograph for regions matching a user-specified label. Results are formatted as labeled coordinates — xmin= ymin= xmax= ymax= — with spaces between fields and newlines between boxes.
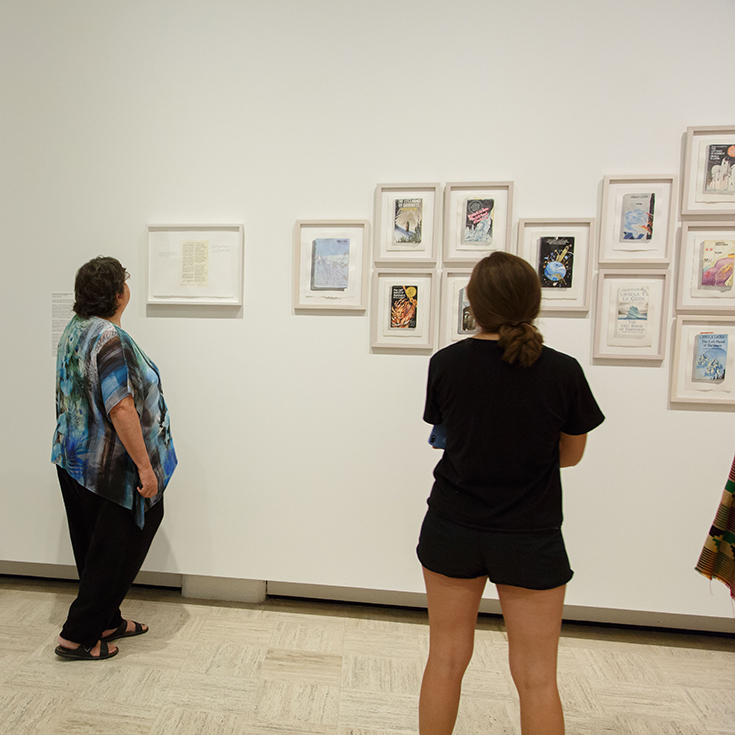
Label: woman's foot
xmin=101 ymin=619 xmax=148 ymax=641
xmin=56 ymin=636 xmax=118 ymax=658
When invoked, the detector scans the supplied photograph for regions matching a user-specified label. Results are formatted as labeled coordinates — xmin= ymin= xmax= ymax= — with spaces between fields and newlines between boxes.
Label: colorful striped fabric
xmin=695 ymin=454 xmax=735 ymax=599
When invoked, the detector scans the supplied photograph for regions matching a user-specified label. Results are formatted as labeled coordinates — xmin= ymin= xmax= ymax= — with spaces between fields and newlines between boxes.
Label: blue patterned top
xmin=52 ymin=315 xmax=177 ymax=528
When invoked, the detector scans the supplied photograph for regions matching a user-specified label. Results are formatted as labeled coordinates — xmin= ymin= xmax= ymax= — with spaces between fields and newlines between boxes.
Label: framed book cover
xmin=293 ymin=220 xmax=370 ymax=311
xmin=598 ymin=175 xmax=677 ymax=266
xmin=671 ymin=315 xmax=735 ymax=405
xmin=374 ymin=184 xmax=440 ymax=266
xmin=443 ymin=182 xmax=514 ymax=265
xmin=370 ymin=269 xmax=436 ymax=350
xmin=439 ymin=268 xmax=478 ymax=347
xmin=593 ymin=269 xmax=670 ymax=360
xmin=517 ymin=218 xmax=595 ymax=312
xmin=676 ymin=221 xmax=735 ymax=314
xmin=147 ymin=224 xmax=243 ymax=305
xmin=682 ymin=126 xmax=735 ymax=217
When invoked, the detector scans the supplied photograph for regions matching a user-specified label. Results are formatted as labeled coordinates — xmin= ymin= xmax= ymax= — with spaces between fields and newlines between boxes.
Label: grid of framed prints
xmin=681 ymin=125 xmax=735 ymax=217
xmin=517 ymin=218 xmax=594 ymax=312
xmin=293 ymin=220 xmax=370 ymax=311
xmin=147 ymin=224 xmax=244 ymax=305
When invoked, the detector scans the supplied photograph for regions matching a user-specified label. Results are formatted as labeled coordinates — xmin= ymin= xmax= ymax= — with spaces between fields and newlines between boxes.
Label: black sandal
xmin=101 ymin=620 xmax=148 ymax=642
xmin=54 ymin=640 xmax=118 ymax=660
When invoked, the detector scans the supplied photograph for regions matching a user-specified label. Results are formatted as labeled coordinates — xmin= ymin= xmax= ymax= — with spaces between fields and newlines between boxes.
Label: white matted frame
xmin=598 ymin=174 xmax=677 ymax=266
xmin=671 ymin=315 xmax=735 ymax=405
xmin=293 ymin=220 xmax=370 ymax=311
xmin=517 ymin=218 xmax=595 ymax=312
xmin=439 ymin=268 xmax=478 ymax=347
xmin=676 ymin=220 xmax=735 ymax=314
xmin=593 ymin=269 xmax=669 ymax=360
xmin=443 ymin=181 xmax=514 ymax=265
xmin=147 ymin=224 xmax=243 ymax=305
xmin=682 ymin=125 xmax=735 ymax=217
xmin=371 ymin=269 xmax=436 ymax=350
xmin=374 ymin=183 xmax=440 ymax=266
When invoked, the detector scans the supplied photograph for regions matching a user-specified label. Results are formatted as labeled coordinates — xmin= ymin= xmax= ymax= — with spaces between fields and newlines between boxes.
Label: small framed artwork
xmin=293 ymin=220 xmax=370 ymax=311
xmin=439 ymin=268 xmax=478 ymax=347
xmin=443 ymin=182 xmax=514 ymax=265
xmin=371 ymin=269 xmax=436 ymax=350
xmin=373 ymin=183 xmax=441 ymax=266
xmin=671 ymin=315 xmax=735 ymax=405
xmin=147 ymin=224 xmax=243 ymax=305
xmin=598 ymin=174 xmax=677 ymax=266
xmin=682 ymin=125 xmax=735 ymax=217
xmin=593 ymin=269 xmax=670 ymax=360
xmin=517 ymin=218 xmax=595 ymax=312
xmin=676 ymin=221 xmax=735 ymax=314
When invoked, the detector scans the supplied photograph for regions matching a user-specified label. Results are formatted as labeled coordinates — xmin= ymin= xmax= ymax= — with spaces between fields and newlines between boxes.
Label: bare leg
xmin=496 ymin=584 xmax=566 ymax=735
xmin=419 ymin=567 xmax=487 ymax=735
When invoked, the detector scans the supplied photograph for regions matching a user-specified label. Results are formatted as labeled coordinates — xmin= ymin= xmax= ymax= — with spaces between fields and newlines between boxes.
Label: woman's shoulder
xmin=538 ymin=344 xmax=585 ymax=375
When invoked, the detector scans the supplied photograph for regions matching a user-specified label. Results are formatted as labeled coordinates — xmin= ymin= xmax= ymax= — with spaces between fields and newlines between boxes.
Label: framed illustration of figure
xmin=593 ymin=269 xmax=670 ymax=360
xmin=293 ymin=220 xmax=370 ymax=311
xmin=373 ymin=184 xmax=440 ymax=266
xmin=443 ymin=182 xmax=514 ymax=265
xmin=370 ymin=269 xmax=436 ymax=350
xmin=517 ymin=218 xmax=595 ymax=312
xmin=682 ymin=126 xmax=735 ymax=217
xmin=676 ymin=221 xmax=735 ymax=314
xmin=439 ymin=268 xmax=478 ymax=347
xmin=147 ymin=224 xmax=244 ymax=305
xmin=671 ymin=315 xmax=735 ymax=405
xmin=598 ymin=175 xmax=678 ymax=266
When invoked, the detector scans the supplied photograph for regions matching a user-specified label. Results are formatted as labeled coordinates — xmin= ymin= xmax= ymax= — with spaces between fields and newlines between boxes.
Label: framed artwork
xmin=439 ymin=268 xmax=478 ymax=347
xmin=373 ymin=183 xmax=440 ymax=266
xmin=682 ymin=125 xmax=735 ymax=217
xmin=598 ymin=174 xmax=677 ymax=266
xmin=443 ymin=181 xmax=514 ymax=265
xmin=676 ymin=221 xmax=735 ymax=314
xmin=593 ymin=269 xmax=669 ymax=360
xmin=293 ymin=220 xmax=370 ymax=311
xmin=147 ymin=224 xmax=243 ymax=305
xmin=671 ymin=315 xmax=735 ymax=405
xmin=371 ymin=269 xmax=436 ymax=350
xmin=517 ymin=218 xmax=595 ymax=312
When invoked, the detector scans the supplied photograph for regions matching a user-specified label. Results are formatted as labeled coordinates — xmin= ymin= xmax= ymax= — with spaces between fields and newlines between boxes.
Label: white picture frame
xmin=371 ymin=269 xmax=436 ymax=350
xmin=293 ymin=220 xmax=370 ymax=311
xmin=517 ymin=218 xmax=595 ymax=313
xmin=593 ymin=269 xmax=670 ymax=361
xmin=147 ymin=224 xmax=243 ymax=306
xmin=443 ymin=181 xmax=514 ymax=265
xmin=682 ymin=125 xmax=735 ymax=217
xmin=676 ymin=221 xmax=735 ymax=314
xmin=439 ymin=268 xmax=478 ymax=347
xmin=373 ymin=183 xmax=440 ymax=266
xmin=671 ymin=315 xmax=735 ymax=405
xmin=598 ymin=174 xmax=677 ymax=266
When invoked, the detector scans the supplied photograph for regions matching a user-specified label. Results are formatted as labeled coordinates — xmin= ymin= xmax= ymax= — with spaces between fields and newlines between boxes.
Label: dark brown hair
xmin=73 ymin=256 xmax=128 ymax=318
xmin=466 ymin=252 xmax=543 ymax=367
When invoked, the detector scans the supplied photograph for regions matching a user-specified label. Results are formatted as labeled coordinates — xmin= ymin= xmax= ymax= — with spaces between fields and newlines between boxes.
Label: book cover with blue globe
xmin=538 ymin=237 xmax=574 ymax=288
xmin=693 ymin=333 xmax=728 ymax=383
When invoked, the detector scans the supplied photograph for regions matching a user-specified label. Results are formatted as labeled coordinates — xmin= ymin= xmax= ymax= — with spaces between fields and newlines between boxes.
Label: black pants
xmin=57 ymin=466 xmax=164 ymax=647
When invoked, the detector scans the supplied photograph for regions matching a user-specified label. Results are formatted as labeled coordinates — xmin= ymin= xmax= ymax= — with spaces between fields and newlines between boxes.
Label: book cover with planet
xmin=538 ymin=237 xmax=574 ymax=288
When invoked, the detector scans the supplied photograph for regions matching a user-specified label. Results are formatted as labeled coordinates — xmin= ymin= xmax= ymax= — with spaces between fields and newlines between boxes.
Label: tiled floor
xmin=0 ymin=576 xmax=733 ymax=734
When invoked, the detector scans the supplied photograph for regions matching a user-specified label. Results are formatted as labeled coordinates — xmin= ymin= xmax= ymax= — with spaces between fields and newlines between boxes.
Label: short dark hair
xmin=466 ymin=252 xmax=543 ymax=367
xmin=73 ymin=257 xmax=128 ymax=319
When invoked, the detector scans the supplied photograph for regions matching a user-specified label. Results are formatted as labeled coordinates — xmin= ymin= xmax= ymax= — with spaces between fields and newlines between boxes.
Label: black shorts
xmin=416 ymin=508 xmax=573 ymax=590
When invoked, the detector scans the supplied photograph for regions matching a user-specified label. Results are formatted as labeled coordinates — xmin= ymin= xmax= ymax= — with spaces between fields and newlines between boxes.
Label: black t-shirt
xmin=424 ymin=338 xmax=604 ymax=531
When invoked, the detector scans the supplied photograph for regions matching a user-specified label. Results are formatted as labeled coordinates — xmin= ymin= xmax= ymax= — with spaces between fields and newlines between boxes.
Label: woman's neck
xmin=472 ymin=331 xmax=499 ymax=340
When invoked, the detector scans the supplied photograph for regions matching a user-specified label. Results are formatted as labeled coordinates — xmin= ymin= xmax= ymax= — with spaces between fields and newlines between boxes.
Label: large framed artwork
xmin=671 ymin=315 xmax=735 ymax=405
xmin=442 ymin=182 xmax=514 ymax=265
xmin=676 ymin=221 xmax=735 ymax=314
xmin=373 ymin=184 xmax=441 ymax=266
xmin=293 ymin=220 xmax=370 ymax=311
xmin=593 ymin=269 xmax=669 ymax=360
xmin=371 ymin=269 xmax=436 ymax=350
xmin=439 ymin=268 xmax=478 ymax=347
xmin=517 ymin=218 xmax=595 ymax=312
xmin=682 ymin=125 xmax=735 ymax=217
xmin=147 ymin=224 xmax=243 ymax=305
xmin=598 ymin=174 xmax=677 ymax=266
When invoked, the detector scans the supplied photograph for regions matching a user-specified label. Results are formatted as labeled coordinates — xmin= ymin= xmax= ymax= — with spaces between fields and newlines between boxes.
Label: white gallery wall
xmin=2 ymin=0 xmax=735 ymax=623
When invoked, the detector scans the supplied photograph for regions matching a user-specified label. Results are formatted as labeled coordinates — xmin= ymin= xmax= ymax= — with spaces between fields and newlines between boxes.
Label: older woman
xmin=52 ymin=256 xmax=177 ymax=660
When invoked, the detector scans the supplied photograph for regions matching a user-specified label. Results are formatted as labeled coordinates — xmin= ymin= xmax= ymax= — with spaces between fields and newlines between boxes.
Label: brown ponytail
xmin=466 ymin=252 xmax=544 ymax=367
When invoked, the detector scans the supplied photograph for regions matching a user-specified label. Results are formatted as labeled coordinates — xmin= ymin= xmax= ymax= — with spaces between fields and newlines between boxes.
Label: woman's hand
xmin=137 ymin=466 xmax=159 ymax=498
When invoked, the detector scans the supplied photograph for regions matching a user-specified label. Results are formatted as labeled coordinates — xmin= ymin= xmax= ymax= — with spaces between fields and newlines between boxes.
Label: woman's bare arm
xmin=559 ymin=432 xmax=587 ymax=468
